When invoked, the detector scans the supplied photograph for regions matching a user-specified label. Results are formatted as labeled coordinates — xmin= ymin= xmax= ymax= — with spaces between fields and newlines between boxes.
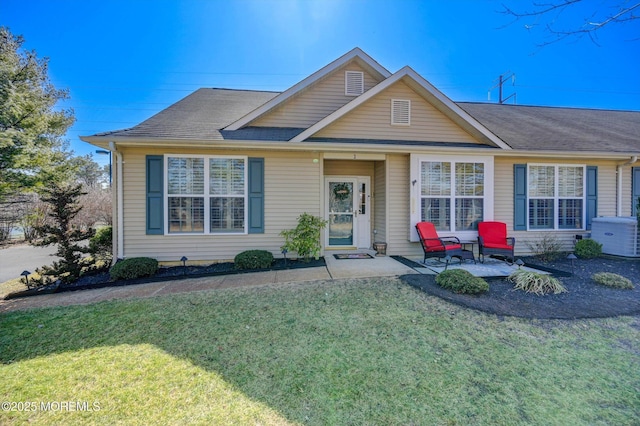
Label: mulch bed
xmin=400 ymin=256 xmax=640 ymax=319
xmin=6 ymin=257 xmax=326 ymax=300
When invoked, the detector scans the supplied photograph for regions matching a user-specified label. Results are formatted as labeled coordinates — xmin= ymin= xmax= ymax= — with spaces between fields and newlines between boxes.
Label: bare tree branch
xmin=500 ymin=1 xmax=640 ymax=46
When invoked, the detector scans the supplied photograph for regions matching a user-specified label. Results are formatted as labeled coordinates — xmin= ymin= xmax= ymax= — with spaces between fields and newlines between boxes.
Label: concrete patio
xmin=402 ymin=256 xmax=549 ymax=277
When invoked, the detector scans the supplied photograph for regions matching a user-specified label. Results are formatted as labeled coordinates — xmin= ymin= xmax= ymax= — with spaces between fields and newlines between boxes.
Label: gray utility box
xmin=591 ymin=217 xmax=639 ymax=257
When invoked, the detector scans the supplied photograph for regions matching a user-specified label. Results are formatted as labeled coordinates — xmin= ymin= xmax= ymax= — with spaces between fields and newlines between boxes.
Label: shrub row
xmin=107 ymin=250 xmax=277 ymax=281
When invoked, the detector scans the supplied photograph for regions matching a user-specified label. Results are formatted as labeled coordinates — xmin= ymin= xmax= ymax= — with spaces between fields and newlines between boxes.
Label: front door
xmin=326 ymin=177 xmax=371 ymax=248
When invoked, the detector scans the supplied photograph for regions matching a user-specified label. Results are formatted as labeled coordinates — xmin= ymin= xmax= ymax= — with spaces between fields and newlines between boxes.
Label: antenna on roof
xmin=488 ymin=71 xmax=516 ymax=104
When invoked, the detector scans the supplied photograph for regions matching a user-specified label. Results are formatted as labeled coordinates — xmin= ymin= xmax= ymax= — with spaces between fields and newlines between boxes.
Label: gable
xmin=312 ymin=80 xmax=482 ymax=144
xmin=251 ymin=61 xmax=384 ymax=129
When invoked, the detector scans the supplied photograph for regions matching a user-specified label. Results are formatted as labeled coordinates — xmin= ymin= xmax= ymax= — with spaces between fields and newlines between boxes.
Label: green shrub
xmin=280 ymin=213 xmax=328 ymax=261
xmin=574 ymin=238 xmax=602 ymax=259
xmin=234 ymin=250 xmax=274 ymax=270
xmin=592 ymin=272 xmax=634 ymax=289
xmin=109 ymin=257 xmax=158 ymax=281
xmin=435 ymin=269 xmax=489 ymax=294
xmin=507 ymin=270 xmax=567 ymax=295
xmin=90 ymin=226 xmax=112 ymax=256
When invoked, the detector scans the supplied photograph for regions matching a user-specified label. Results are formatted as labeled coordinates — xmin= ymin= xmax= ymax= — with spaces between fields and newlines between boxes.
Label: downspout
xmin=617 ymin=156 xmax=638 ymax=216
xmin=109 ymin=141 xmax=124 ymax=259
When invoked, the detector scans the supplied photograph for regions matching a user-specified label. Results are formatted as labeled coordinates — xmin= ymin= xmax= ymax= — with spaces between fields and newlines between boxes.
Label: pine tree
xmin=35 ymin=183 xmax=95 ymax=285
xmin=0 ymin=27 xmax=75 ymax=201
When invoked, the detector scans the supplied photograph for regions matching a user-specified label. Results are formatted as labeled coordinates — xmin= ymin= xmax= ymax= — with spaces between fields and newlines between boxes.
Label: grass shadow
xmin=1 ymin=278 xmax=639 ymax=424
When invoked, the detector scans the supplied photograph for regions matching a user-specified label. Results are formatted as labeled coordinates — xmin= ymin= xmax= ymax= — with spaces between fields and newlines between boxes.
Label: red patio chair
xmin=477 ymin=221 xmax=515 ymax=263
xmin=415 ymin=222 xmax=464 ymax=264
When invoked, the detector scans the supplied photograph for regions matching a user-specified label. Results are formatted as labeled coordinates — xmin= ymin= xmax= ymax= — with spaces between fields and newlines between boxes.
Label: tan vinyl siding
xmin=374 ymin=160 xmax=386 ymax=244
xmin=251 ymin=62 xmax=381 ymax=129
xmin=494 ymin=157 xmax=619 ymax=255
xmin=120 ymin=147 xmax=321 ymax=262
xmin=314 ymin=81 xmax=480 ymax=143
xmin=621 ymin=165 xmax=635 ymax=217
xmin=387 ymin=154 xmax=422 ymax=256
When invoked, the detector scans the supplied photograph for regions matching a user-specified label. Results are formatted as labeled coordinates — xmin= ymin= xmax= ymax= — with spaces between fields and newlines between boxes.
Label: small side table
xmin=458 ymin=240 xmax=477 ymax=264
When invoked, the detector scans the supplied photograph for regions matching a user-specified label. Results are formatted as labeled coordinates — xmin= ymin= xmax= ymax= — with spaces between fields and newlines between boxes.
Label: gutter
xmin=617 ymin=156 xmax=638 ymax=216
xmin=80 ymin=135 xmax=640 ymax=161
xmin=108 ymin=141 xmax=124 ymax=260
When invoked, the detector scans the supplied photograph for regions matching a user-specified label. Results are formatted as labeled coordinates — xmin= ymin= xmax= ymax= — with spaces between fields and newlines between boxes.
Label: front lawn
xmin=1 ymin=277 xmax=638 ymax=425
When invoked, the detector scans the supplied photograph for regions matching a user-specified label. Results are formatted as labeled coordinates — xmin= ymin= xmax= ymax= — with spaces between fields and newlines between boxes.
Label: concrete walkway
xmin=0 ymin=253 xmax=417 ymax=313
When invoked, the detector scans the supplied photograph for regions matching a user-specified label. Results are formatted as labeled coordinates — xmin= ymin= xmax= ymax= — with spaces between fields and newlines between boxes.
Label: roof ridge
xmin=458 ymin=101 xmax=640 ymax=114
xmin=205 ymin=87 xmax=282 ymax=94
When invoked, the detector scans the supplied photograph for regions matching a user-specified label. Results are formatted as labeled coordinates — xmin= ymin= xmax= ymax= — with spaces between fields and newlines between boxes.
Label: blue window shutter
xmin=146 ymin=155 xmax=164 ymax=235
xmin=586 ymin=166 xmax=598 ymax=230
xmin=248 ymin=157 xmax=264 ymax=234
xmin=513 ymin=164 xmax=527 ymax=230
xmin=633 ymin=167 xmax=640 ymax=217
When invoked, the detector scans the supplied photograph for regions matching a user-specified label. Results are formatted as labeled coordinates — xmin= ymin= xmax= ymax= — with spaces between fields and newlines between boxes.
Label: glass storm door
xmin=326 ymin=177 xmax=370 ymax=248
xmin=327 ymin=179 xmax=357 ymax=246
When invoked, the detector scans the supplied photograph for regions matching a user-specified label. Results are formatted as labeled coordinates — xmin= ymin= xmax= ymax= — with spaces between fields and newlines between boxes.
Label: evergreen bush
xmin=109 ymin=257 xmax=158 ymax=281
xmin=435 ymin=269 xmax=489 ymax=294
xmin=33 ymin=183 xmax=94 ymax=285
xmin=574 ymin=238 xmax=602 ymax=259
xmin=89 ymin=226 xmax=112 ymax=258
xmin=234 ymin=250 xmax=274 ymax=270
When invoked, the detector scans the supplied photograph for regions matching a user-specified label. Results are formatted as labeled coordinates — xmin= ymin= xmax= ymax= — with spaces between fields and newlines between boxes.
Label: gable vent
xmin=345 ymin=71 xmax=364 ymax=96
xmin=391 ymin=99 xmax=411 ymax=125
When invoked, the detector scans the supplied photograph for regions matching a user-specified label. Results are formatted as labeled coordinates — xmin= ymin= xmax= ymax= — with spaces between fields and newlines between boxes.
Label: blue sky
xmin=3 ymin=0 xmax=639 ymax=167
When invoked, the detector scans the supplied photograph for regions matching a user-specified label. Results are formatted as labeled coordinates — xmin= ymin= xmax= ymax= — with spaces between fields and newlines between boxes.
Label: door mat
xmin=334 ymin=253 xmax=374 ymax=260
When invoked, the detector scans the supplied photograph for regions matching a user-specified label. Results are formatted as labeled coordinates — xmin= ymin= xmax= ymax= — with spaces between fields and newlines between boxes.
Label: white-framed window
xmin=410 ymin=154 xmax=494 ymax=240
xmin=166 ymin=155 xmax=247 ymax=234
xmin=391 ymin=99 xmax=411 ymax=125
xmin=345 ymin=71 xmax=364 ymax=96
xmin=528 ymin=164 xmax=585 ymax=230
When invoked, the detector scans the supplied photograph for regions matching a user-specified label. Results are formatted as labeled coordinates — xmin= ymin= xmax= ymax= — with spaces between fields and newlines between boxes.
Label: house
xmin=81 ymin=48 xmax=640 ymax=263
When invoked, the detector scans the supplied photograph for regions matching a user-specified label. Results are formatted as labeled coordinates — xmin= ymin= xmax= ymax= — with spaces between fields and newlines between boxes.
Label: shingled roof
xmin=459 ymin=102 xmax=640 ymax=153
xmin=89 ymin=87 xmax=640 ymax=154
xmin=95 ymin=88 xmax=279 ymax=140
